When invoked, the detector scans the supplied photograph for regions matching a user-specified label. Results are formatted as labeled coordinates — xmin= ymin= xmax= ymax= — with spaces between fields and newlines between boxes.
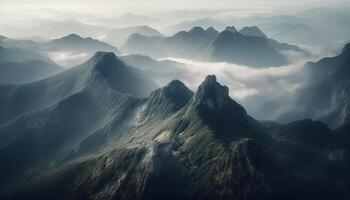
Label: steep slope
xmin=44 ymin=34 xmax=120 ymax=54
xmin=0 ymin=75 xmax=342 ymax=200
xmin=0 ymin=78 xmax=193 ymax=191
xmin=0 ymin=52 xmax=157 ymax=125
xmin=0 ymin=60 xmax=62 ymax=84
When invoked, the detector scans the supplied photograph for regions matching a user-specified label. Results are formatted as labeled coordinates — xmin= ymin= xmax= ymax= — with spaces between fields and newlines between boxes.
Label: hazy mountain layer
xmin=122 ymin=26 xmax=219 ymax=60
xmin=44 ymin=34 xmax=120 ymax=55
xmin=122 ymin=26 xmax=305 ymax=67
xmin=105 ymin=25 xmax=164 ymax=47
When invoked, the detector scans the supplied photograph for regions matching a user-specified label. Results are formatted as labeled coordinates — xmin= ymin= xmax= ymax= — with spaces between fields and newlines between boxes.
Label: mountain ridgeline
xmin=122 ymin=26 xmax=306 ymax=67
xmin=44 ymin=33 xmax=121 ymax=54
xmin=1 ymin=48 xmax=350 ymax=200
xmin=0 ymin=52 xmax=157 ymax=125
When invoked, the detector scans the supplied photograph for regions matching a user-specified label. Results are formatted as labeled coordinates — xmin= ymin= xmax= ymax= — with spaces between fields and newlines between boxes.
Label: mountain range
xmin=44 ymin=34 xmax=120 ymax=55
xmin=122 ymin=26 xmax=306 ymax=67
xmin=0 ymin=49 xmax=349 ymax=199
xmin=0 ymin=52 xmax=156 ymax=125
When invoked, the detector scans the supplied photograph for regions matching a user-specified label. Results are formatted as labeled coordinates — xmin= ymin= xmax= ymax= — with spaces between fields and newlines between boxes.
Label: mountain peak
xmin=140 ymin=80 xmax=193 ymax=119
xmin=193 ymin=75 xmax=230 ymax=109
xmin=239 ymin=26 xmax=267 ymax=38
xmin=225 ymin=26 xmax=237 ymax=33
xmin=93 ymin=51 xmax=117 ymax=62
xmin=189 ymin=26 xmax=205 ymax=33
xmin=206 ymin=26 xmax=219 ymax=33
xmin=63 ymin=33 xmax=82 ymax=40
xmin=342 ymin=43 xmax=350 ymax=54
xmin=149 ymin=79 xmax=193 ymax=108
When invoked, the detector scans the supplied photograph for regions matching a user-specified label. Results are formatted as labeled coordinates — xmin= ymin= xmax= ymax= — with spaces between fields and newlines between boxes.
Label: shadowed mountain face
xmin=0 ymin=52 xmax=157 ymax=125
xmin=0 ymin=73 xmax=348 ymax=200
xmin=122 ymin=26 xmax=304 ymax=67
xmin=209 ymin=30 xmax=287 ymax=67
xmin=279 ymin=43 xmax=350 ymax=128
xmin=44 ymin=34 xmax=120 ymax=54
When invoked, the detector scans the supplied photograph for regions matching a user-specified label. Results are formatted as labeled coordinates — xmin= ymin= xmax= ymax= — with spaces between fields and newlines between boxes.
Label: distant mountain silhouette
xmin=163 ymin=17 xmax=228 ymax=35
xmin=123 ymin=26 xmax=306 ymax=67
xmin=209 ymin=30 xmax=287 ymax=67
xmin=225 ymin=26 xmax=237 ymax=32
xmin=239 ymin=26 xmax=268 ymax=38
xmin=106 ymin=25 xmax=164 ymax=46
xmin=238 ymin=26 xmax=309 ymax=56
xmin=122 ymin=26 xmax=219 ymax=59
xmin=44 ymin=34 xmax=120 ymax=54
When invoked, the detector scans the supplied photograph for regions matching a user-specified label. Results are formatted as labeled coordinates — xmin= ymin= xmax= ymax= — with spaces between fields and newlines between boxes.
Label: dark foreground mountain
xmin=0 ymin=73 xmax=348 ymax=199
xmin=0 ymin=60 xmax=62 ymax=84
xmin=0 ymin=52 xmax=156 ymax=125
xmin=279 ymin=43 xmax=350 ymax=128
xmin=122 ymin=26 xmax=305 ymax=67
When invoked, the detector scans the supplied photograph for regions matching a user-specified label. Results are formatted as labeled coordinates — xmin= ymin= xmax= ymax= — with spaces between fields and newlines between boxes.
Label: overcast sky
xmin=1 ymin=0 xmax=348 ymax=19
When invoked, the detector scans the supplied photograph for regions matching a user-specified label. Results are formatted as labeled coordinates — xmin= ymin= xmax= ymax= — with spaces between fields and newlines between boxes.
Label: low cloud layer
xmin=48 ymin=51 xmax=89 ymax=68
xmin=157 ymin=57 xmax=309 ymax=120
